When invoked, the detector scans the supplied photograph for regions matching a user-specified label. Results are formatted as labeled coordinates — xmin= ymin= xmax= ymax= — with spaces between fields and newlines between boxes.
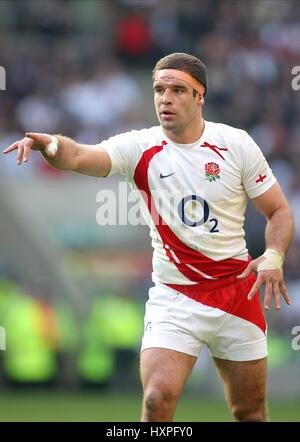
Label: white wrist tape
xmin=257 ymin=249 xmax=284 ymax=272
xmin=45 ymin=135 xmax=58 ymax=157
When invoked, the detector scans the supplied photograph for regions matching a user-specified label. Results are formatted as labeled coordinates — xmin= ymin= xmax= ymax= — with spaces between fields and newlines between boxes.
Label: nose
xmin=161 ymin=89 xmax=172 ymax=105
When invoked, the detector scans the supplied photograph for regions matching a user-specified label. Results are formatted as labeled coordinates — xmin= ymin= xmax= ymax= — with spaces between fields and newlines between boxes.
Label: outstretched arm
xmin=2 ymin=132 xmax=111 ymax=177
xmin=237 ymin=182 xmax=295 ymax=310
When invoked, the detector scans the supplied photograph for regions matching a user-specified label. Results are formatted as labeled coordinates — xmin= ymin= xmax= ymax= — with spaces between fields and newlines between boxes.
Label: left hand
xmin=237 ymin=256 xmax=291 ymax=310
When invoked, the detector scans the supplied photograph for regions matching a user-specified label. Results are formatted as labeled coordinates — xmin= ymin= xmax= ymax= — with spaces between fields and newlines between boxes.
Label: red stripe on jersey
xmin=166 ymin=273 xmax=266 ymax=334
xmin=133 ymin=142 xmax=250 ymax=284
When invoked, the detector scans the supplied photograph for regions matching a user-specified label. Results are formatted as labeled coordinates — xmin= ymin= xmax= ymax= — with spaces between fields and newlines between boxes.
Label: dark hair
xmin=152 ymin=52 xmax=207 ymax=96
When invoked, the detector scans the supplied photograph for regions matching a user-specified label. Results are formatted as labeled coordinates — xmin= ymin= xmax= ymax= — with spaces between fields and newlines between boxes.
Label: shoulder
xmin=204 ymin=121 xmax=266 ymax=171
xmin=127 ymin=125 xmax=163 ymax=146
xmin=206 ymin=121 xmax=248 ymax=145
xmin=205 ymin=120 xmax=259 ymax=163
xmin=104 ymin=126 xmax=162 ymax=149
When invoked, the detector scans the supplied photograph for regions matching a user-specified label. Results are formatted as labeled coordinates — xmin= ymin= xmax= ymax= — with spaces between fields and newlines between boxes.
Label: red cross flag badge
xmin=255 ymin=174 xmax=267 ymax=183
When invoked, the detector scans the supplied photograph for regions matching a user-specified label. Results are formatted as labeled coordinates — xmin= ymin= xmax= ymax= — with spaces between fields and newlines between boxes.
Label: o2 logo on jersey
xmin=178 ymin=195 xmax=219 ymax=232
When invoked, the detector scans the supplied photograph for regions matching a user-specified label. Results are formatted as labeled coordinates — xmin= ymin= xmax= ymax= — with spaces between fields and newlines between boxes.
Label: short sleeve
xmin=97 ymin=131 xmax=139 ymax=178
xmin=241 ymin=132 xmax=277 ymax=198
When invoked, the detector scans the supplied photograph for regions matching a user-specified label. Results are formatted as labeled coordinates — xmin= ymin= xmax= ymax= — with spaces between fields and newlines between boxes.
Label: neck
xmin=162 ymin=118 xmax=205 ymax=144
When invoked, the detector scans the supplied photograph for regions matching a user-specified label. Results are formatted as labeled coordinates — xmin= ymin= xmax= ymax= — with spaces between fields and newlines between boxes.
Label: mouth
xmin=160 ymin=110 xmax=176 ymax=119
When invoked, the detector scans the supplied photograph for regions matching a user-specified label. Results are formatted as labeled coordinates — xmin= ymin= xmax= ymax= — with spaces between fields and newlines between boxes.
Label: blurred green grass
xmin=0 ymin=392 xmax=299 ymax=421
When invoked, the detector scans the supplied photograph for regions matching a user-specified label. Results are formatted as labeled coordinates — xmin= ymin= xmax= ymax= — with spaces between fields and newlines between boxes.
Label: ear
xmin=197 ymin=94 xmax=204 ymax=106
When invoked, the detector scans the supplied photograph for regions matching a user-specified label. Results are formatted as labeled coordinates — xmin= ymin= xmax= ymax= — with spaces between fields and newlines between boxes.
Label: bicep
xmin=251 ymin=182 xmax=290 ymax=219
xmin=74 ymin=144 xmax=112 ymax=177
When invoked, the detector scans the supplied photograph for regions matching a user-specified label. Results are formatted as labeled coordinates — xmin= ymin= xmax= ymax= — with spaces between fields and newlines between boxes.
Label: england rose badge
xmin=205 ymin=162 xmax=220 ymax=182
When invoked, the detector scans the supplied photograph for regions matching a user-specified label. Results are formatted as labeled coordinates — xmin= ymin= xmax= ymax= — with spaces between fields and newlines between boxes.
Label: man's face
xmin=153 ymin=72 xmax=201 ymax=134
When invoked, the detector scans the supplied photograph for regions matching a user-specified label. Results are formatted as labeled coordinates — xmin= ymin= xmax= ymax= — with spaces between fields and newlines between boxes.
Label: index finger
xmin=3 ymin=140 xmax=21 ymax=154
xmin=247 ymin=278 xmax=263 ymax=301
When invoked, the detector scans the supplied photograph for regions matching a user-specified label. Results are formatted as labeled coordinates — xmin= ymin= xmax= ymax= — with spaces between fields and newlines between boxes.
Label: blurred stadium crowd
xmin=0 ymin=0 xmax=300 ymax=388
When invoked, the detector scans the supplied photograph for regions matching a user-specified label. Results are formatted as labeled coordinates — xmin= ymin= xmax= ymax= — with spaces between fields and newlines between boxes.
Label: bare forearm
xmin=40 ymin=135 xmax=80 ymax=171
xmin=3 ymin=131 xmax=112 ymax=177
xmin=265 ymin=206 xmax=295 ymax=256
xmin=40 ymin=135 xmax=111 ymax=177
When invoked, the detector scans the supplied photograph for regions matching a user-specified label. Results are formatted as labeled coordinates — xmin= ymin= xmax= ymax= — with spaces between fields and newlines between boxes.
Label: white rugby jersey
xmin=100 ymin=121 xmax=276 ymax=288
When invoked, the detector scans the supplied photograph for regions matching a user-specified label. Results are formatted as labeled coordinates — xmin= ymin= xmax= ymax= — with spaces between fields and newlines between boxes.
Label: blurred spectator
xmin=115 ymin=9 xmax=154 ymax=64
xmin=59 ymin=60 xmax=142 ymax=134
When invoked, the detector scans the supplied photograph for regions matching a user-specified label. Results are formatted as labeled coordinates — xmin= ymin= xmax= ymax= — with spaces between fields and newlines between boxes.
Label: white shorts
xmin=141 ymin=283 xmax=267 ymax=361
